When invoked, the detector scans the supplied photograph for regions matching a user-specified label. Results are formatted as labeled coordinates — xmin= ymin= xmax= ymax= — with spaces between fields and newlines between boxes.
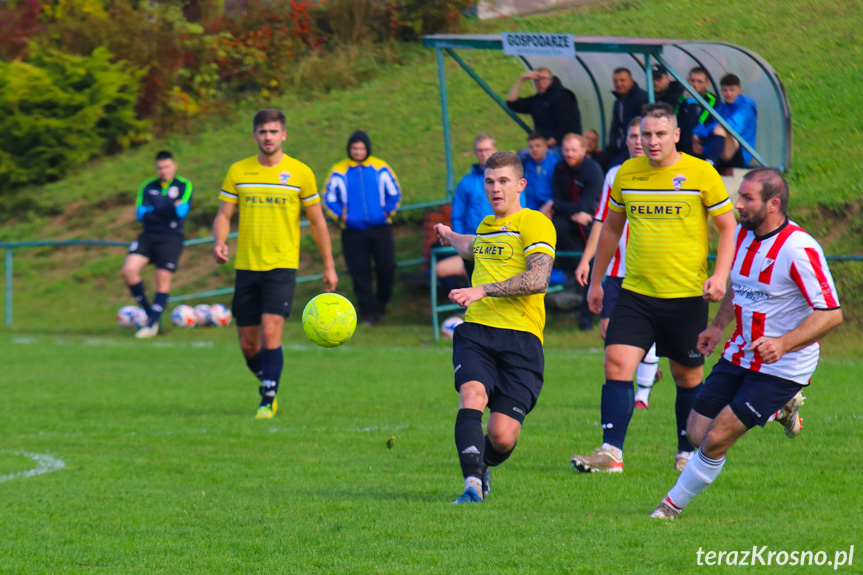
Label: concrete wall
xmin=477 ymin=0 xmax=603 ymax=19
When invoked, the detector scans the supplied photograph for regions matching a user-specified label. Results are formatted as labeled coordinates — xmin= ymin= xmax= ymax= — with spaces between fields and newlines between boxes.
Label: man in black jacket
xmin=652 ymin=64 xmax=686 ymax=109
xmin=507 ymin=67 xmax=581 ymax=150
xmin=676 ymin=66 xmax=718 ymax=157
xmin=548 ymin=133 xmax=603 ymax=330
xmin=602 ymin=67 xmax=648 ymax=171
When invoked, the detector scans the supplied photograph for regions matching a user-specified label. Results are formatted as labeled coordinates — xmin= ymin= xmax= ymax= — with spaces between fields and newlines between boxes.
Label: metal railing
xmin=0 ymin=199 xmax=447 ymax=326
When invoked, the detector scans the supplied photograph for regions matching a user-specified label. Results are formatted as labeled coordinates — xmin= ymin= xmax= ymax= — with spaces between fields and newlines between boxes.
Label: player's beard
xmin=258 ymin=141 xmax=280 ymax=156
xmin=740 ymin=205 xmax=768 ymax=231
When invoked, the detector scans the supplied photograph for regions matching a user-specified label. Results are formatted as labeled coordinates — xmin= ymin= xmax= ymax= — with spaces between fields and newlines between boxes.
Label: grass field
xmin=1 ymin=0 xmax=862 ymax=571
xmin=1 ymin=323 xmax=861 ymax=574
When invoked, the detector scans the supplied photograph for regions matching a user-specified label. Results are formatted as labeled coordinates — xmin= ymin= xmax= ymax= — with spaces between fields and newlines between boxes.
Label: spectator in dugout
xmin=651 ymin=64 xmax=686 ymax=109
xmin=693 ymin=73 xmax=758 ymax=169
xmin=506 ymin=66 xmax=582 ymax=152
xmin=676 ymin=66 xmax=718 ymax=157
xmin=522 ymin=131 xmax=560 ymax=211
xmin=548 ymin=133 xmax=603 ymax=331
xmin=583 ymin=129 xmax=603 ymax=164
xmin=601 ymin=67 xmax=649 ymax=171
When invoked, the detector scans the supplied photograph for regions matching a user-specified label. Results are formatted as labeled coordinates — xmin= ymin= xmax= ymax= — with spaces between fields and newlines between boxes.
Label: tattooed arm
xmin=448 ymin=252 xmax=554 ymax=308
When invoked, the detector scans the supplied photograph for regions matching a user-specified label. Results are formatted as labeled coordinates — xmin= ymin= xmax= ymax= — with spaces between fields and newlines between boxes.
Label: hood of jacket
xmin=347 ymin=131 xmax=372 ymax=161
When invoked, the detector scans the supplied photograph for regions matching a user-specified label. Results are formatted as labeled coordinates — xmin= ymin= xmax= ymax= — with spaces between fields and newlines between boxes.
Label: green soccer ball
xmin=301 ymin=293 xmax=357 ymax=348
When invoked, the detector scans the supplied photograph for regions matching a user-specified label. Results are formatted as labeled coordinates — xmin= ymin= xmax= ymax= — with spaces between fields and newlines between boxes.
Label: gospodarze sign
xmin=502 ymin=32 xmax=576 ymax=58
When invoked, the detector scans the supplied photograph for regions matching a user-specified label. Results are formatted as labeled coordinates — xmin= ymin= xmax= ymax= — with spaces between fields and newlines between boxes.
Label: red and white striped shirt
xmin=595 ymin=165 xmax=629 ymax=278
xmin=721 ymin=221 xmax=840 ymax=384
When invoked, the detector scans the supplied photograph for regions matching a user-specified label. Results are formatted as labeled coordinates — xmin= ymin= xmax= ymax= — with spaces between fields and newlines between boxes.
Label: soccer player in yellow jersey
xmin=212 ymin=109 xmax=338 ymax=420
xmin=434 ymin=151 xmax=556 ymax=504
xmin=571 ymin=103 xmax=737 ymax=473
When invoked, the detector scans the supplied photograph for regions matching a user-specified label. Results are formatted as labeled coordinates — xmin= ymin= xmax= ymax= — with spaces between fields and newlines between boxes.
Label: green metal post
xmin=645 ymin=53 xmax=655 ymax=103
xmin=436 ymin=48 xmax=456 ymax=201
xmin=5 ymin=247 xmax=11 ymax=326
xmin=431 ymin=249 xmax=440 ymax=342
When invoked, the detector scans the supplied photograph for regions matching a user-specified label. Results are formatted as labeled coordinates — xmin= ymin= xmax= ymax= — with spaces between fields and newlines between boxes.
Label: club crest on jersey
xmin=279 ymin=171 xmax=291 ymax=184
xmin=672 ymin=174 xmax=687 ymax=191
xmin=168 ymin=186 xmax=179 ymax=199
xmin=500 ymin=225 xmax=508 ymax=232
xmin=760 ymin=257 xmax=775 ymax=272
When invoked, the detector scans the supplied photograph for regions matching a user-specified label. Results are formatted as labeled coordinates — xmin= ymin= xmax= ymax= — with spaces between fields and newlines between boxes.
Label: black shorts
xmin=452 ymin=322 xmax=544 ymax=421
xmin=605 ymin=288 xmax=707 ymax=367
xmin=600 ymin=276 xmax=624 ymax=320
xmin=232 ymin=268 xmax=297 ymax=327
xmin=694 ymin=358 xmax=803 ymax=429
xmin=129 ymin=232 xmax=184 ymax=272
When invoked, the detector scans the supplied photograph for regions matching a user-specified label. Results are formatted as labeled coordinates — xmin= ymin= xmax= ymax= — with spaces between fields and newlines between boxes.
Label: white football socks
xmin=636 ymin=343 xmax=660 ymax=388
xmin=665 ymin=450 xmax=726 ymax=510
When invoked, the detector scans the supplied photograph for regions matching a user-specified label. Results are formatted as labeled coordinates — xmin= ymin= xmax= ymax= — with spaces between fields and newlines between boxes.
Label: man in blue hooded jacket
xmin=693 ymin=74 xmax=758 ymax=169
xmin=325 ymin=131 xmax=402 ymax=325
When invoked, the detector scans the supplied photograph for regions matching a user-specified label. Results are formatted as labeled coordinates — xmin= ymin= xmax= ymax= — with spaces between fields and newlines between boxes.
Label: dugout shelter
xmin=423 ymin=33 xmax=793 ymax=199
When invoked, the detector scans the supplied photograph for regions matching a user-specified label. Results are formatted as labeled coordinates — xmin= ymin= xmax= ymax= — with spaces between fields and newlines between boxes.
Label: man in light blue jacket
xmin=693 ymin=73 xmax=758 ymax=169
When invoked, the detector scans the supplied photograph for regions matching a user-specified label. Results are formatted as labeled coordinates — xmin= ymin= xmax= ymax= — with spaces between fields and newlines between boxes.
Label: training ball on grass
xmin=193 ymin=304 xmax=212 ymax=326
xmin=118 ymin=306 xmax=147 ymax=328
xmin=207 ymin=303 xmax=232 ymax=327
xmin=440 ymin=315 xmax=464 ymax=339
xmin=302 ymin=293 xmax=357 ymax=348
xmin=171 ymin=304 xmax=197 ymax=328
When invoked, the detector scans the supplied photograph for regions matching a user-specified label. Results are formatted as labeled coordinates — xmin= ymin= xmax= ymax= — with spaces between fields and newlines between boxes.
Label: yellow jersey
xmin=465 ymin=209 xmax=557 ymax=343
xmin=219 ymin=155 xmax=320 ymax=271
xmin=609 ymin=154 xmax=732 ymax=298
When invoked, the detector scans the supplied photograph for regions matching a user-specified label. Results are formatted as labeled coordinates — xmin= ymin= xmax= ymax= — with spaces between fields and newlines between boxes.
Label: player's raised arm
xmin=448 ymin=252 xmax=553 ymax=309
xmin=434 ymin=223 xmax=476 ymax=260
xmin=304 ymin=202 xmax=338 ymax=292
xmin=212 ymin=200 xmax=236 ymax=264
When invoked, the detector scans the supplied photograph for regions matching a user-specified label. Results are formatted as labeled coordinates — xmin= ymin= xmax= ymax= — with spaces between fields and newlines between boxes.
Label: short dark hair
xmin=689 ymin=66 xmax=709 ymax=78
xmin=628 ymin=116 xmax=642 ymax=130
xmin=743 ymin=168 xmax=789 ymax=215
xmin=253 ymin=108 xmax=287 ymax=131
xmin=527 ymin=131 xmax=545 ymax=143
xmin=155 ymin=150 xmax=173 ymax=162
xmin=720 ymin=73 xmax=741 ymax=87
xmin=641 ymin=102 xmax=677 ymax=126
xmin=474 ymin=133 xmax=495 ymax=147
xmin=484 ymin=151 xmax=523 ymax=180
xmin=613 ymin=67 xmax=632 ymax=77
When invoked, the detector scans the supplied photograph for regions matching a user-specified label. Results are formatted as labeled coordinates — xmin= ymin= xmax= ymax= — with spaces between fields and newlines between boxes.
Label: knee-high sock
xmin=665 ymin=450 xmax=726 ymax=510
xmin=129 ymin=281 xmax=151 ymax=316
xmin=636 ymin=343 xmax=660 ymax=387
xmin=676 ymin=384 xmax=702 ymax=452
xmin=259 ymin=347 xmax=283 ymax=399
xmin=245 ymin=350 xmax=263 ymax=381
xmin=483 ymin=435 xmax=515 ymax=468
xmin=455 ymin=409 xmax=484 ymax=479
xmin=149 ymin=292 xmax=168 ymax=327
xmin=601 ymin=379 xmax=634 ymax=450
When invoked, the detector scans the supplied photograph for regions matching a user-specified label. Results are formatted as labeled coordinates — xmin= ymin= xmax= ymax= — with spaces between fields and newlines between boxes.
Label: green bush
xmin=0 ymin=44 xmax=149 ymax=189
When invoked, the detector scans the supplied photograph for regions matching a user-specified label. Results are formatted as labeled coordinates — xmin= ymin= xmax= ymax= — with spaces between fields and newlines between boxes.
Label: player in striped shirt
xmin=213 ymin=109 xmax=338 ymax=420
xmin=571 ymin=103 xmax=738 ymax=474
xmin=575 ymin=116 xmax=663 ymax=409
xmin=434 ymin=151 xmax=556 ymax=504
xmin=651 ymin=168 xmax=842 ymax=519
